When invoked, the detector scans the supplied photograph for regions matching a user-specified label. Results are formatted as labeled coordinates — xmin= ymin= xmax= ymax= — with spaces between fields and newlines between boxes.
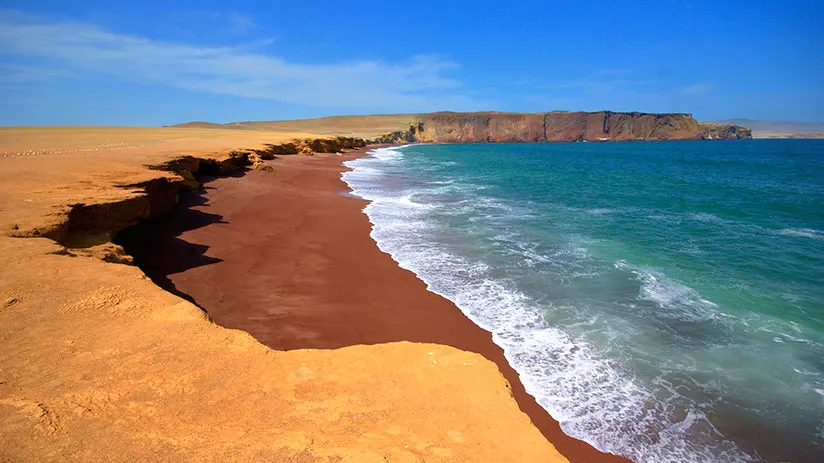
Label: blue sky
xmin=0 ymin=0 xmax=822 ymax=125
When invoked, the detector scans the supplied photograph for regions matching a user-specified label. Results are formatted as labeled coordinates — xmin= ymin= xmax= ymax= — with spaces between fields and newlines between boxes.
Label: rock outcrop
xmin=699 ymin=122 xmax=753 ymax=140
xmin=252 ymin=136 xmax=367 ymax=158
xmin=4 ymin=136 xmax=367 ymax=249
xmin=370 ymin=111 xmax=752 ymax=143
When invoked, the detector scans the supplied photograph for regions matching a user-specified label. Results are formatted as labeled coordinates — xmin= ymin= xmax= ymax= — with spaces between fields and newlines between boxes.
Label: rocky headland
xmin=370 ymin=111 xmax=752 ymax=143
xmin=173 ymin=111 xmax=752 ymax=143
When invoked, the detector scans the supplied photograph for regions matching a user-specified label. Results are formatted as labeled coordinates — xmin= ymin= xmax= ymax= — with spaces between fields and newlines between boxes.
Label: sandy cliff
xmin=370 ymin=111 xmax=752 ymax=143
xmin=0 ymin=236 xmax=563 ymax=462
xmin=0 ymin=127 xmax=566 ymax=462
xmin=0 ymin=129 xmax=365 ymax=246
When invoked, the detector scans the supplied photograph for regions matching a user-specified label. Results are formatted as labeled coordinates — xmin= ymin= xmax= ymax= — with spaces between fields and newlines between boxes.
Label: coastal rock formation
xmin=371 ymin=111 xmax=752 ymax=143
xmin=699 ymin=122 xmax=753 ymax=140
xmin=252 ymin=136 xmax=366 ymax=158
xmin=0 ymin=127 xmax=566 ymax=462
xmin=2 ymin=135 xmax=365 ymax=247
xmin=305 ymin=136 xmax=366 ymax=153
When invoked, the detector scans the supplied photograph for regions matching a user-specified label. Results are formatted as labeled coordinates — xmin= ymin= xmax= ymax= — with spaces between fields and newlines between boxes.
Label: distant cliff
xmin=371 ymin=111 xmax=752 ymax=143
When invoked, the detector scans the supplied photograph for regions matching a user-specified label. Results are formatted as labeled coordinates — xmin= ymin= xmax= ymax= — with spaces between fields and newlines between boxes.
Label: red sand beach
xmin=121 ymin=147 xmax=629 ymax=463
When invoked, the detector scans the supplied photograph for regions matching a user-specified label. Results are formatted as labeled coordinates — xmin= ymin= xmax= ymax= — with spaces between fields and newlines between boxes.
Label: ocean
xmin=342 ymin=140 xmax=824 ymax=463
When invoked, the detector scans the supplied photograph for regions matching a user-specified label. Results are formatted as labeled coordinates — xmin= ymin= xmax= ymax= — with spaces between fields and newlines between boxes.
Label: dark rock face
xmin=699 ymin=123 xmax=753 ymax=140
xmin=305 ymin=136 xmax=366 ymax=153
xmin=371 ymin=111 xmax=752 ymax=143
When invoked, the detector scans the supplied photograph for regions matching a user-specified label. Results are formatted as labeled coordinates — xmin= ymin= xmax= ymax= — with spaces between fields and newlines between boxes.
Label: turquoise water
xmin=342 ymin=140 xmax=824 ymax=463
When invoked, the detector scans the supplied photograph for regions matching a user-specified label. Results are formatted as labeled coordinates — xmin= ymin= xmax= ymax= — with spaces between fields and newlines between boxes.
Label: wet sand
xmin=120 ymin=147 xmax=629 ymax=463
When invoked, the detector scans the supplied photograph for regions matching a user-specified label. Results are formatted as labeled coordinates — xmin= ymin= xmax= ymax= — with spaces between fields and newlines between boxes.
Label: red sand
xmin=126 ymin=148 xmax=629 ymax=463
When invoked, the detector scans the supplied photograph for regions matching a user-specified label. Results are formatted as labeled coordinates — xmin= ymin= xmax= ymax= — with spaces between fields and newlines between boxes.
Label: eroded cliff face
xmin=699 ymin=122 xmax=753 ymax=140
xmin=371 ymin=111 xmax=752 ymax=143
xmin=4 ymin=136 xmax=366 ymax=249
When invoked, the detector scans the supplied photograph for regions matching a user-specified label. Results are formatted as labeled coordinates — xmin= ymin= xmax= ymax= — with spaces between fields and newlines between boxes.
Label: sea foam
xmin=776 ymin=227 xmax=824 ymax=240
xmin=342 ymin=147 xmax=754 ymax=463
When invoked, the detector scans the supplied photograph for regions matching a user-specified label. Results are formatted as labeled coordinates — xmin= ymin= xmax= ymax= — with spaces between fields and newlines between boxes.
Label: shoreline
xmin=121 ymin=146 xmax=629 ymax=463
xmin=1 ymin=129 xmax=573 ymax=461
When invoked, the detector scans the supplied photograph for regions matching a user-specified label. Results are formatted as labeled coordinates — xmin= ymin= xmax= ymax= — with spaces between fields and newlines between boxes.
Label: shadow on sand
xmin=116 ymin=184 xmax=227 ymax=307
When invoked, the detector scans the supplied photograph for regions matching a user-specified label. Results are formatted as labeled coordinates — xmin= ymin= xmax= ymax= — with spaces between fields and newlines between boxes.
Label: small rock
xmin=252 ymin=161 xmax=274 ymax=172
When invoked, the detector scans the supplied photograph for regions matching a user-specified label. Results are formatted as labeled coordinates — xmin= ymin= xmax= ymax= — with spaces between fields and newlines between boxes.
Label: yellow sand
xmin=0 ymin=126 xmax=567 ymax=462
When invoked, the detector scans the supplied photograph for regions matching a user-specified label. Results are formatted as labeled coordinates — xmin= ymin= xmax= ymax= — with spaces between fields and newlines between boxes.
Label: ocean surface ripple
xmin=342 ymin=141 xmax=824 ymax=463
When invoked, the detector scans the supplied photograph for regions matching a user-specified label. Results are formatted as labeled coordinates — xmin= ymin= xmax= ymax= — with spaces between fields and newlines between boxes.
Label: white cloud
xmin=0 ymin=62 xmax=72 ymax=84
xmin=0 ymin=10 xmax=483 ymax=111
xmin=682 ymin=82 xmax=714 ymax=94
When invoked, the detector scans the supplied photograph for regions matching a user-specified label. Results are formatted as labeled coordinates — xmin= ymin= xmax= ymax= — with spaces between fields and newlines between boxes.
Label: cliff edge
xmin=0 ymin=127 xmax=566 ymax=462
xmin=371 ymin=111 xmax=752 ymax=143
